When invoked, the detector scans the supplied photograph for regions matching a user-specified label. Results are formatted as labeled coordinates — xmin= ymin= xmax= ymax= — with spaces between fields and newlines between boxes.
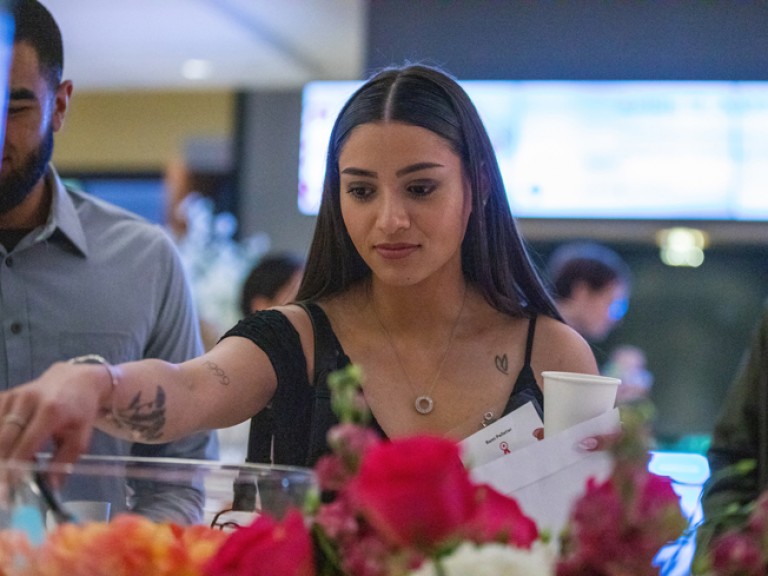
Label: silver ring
xmin=2 ymin=414 xmax=27 ymax=429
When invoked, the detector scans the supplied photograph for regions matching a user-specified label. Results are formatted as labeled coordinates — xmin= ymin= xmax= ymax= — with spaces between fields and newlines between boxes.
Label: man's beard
xmin=0 ymin=128 xmax=54 ymax=215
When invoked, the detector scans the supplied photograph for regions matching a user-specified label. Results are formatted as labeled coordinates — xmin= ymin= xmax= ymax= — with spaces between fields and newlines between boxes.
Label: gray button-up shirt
xmin=0 ymin=165 xmax=218 ymax=524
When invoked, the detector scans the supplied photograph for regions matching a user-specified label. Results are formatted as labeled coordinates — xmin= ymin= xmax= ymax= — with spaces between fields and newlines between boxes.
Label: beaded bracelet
xmin=67 ymin=354 xmax=122 ymax=427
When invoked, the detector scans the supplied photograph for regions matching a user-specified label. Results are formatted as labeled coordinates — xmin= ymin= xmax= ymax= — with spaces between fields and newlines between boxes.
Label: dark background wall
xmin=365 ymin=1 xmax=768 ymax=81
xmin=237 ymin=1 xmax=768 ymax=442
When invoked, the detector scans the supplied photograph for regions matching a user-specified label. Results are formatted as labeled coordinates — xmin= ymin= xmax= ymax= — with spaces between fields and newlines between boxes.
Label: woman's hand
xmin=577 ymin=432 xmax=622 ymax=451
xmin=532 ymin=426 xmax=620 ymax=451
xmin=0 ymin=361 xmax=109 ymax=464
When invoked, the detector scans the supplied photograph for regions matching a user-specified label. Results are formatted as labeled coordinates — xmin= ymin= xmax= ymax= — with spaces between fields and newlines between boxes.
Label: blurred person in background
xmin=547 ymin=241 xmax=631 ymax=343
xmin=240 ymin=253 xmax=304 ymax=317
xmin=0 ymin=0 xmax=216 ymax=523
xmin=547 ymin=242 xmax=652 ymax=405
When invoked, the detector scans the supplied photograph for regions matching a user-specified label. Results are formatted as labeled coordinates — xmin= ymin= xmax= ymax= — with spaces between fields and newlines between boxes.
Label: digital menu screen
xmin=299 ymin=80 xmax=768 ymax=221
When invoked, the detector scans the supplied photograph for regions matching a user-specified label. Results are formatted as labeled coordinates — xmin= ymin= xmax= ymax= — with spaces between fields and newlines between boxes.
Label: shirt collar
xmin=34 ymin=165 xmax=89 ymax=257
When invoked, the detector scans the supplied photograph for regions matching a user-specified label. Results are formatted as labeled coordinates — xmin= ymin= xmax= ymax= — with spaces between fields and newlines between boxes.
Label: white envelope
xmin=469 ymin=408 xmax=621 ymax=538
xmin=459 ymin=402 xmax=542 ymax=468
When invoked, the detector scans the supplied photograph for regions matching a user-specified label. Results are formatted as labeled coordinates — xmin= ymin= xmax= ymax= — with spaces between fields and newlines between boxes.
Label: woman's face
xmin=338 ymin=122 xmax=472 ymax=287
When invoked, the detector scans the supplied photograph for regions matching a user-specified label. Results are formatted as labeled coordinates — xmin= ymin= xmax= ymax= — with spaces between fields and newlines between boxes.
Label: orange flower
xmin=175 ymin=524 xmax=229 ymax=568
xmin=23 ymin=514 xmax=226 ymax=576
xmin=0 ymin=530 xmax=33 ymax=576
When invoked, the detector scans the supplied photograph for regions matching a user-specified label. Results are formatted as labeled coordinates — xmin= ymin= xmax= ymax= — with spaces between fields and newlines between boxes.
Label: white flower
xmin=409 ymin=542 xmax=555 ymax=576
xmin=173 ymin=194 xmax=269 ymax=335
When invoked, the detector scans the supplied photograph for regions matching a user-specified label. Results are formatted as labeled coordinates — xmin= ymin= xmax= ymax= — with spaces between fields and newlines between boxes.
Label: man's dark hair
xmin=547 ymin=242 xmax=632 ymax=299
xmin=12 ymin=0 xmax=63 ymax=88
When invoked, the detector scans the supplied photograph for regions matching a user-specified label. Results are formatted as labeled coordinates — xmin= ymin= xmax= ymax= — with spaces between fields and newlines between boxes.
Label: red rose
xmin=348 ymin=435 xmax=476 ymax=550
xmin=464 ymin=484 xmax=539 ymax=548
xmin=204 ymin=509 xmax=315 ymax=576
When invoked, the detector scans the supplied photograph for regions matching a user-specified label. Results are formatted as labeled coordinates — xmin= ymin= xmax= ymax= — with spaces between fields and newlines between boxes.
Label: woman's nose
xmin=376 ymin=191 xmax=410 ymax=233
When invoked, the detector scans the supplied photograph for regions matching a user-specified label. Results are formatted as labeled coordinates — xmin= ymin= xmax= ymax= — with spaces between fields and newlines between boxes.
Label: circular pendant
xmin=414 ymin=395 xmax=434 ymax=415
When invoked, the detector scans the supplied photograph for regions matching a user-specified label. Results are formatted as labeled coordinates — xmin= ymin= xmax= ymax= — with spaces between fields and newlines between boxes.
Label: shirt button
xmin=10 ymin=322 xmax=22 ymax=334
xmin=5 ymin=256 xmax=12 ymax=267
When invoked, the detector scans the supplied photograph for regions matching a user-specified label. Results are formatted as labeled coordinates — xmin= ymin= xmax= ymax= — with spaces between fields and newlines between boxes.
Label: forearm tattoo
xmin=495 ymin=353 xmax=509 ymax=374
xmin=113 ymin=386 xmax=167 ymax=441
xmin=204 ymin=360 xmax=231 ymax=386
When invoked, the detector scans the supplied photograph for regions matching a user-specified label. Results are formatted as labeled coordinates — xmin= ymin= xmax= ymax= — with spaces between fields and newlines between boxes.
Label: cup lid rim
xmin=540 ymin=371 xmax=621 ymax=385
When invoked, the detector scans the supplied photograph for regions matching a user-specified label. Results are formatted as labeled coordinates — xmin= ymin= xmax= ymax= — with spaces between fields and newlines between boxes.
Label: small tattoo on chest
xmin=495 ymin=354 xmax=509 ymax=374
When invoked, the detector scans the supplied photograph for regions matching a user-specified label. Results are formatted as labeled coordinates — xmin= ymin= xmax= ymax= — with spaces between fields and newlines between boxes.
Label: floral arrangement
xmin=0 ymin=365 xmax=688 ymax=576
xmin=691 ymin=465 xmax=768 ymax=576
xmin=556 ymin=405 xmax=688 ymax=576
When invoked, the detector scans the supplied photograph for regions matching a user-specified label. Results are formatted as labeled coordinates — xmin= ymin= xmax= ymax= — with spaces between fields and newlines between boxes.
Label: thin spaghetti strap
xmin=297 ymin=301 xmax=350 ymax=380
xmin=523 ymin=315 xmax=537 ymax=367
xmin=503 ymin=314 xmax=543 ymax=419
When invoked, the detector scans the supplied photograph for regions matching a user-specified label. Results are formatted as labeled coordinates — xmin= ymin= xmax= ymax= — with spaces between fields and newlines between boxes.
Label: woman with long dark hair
xmin=0 ymin=64 xmax=597 ymax=468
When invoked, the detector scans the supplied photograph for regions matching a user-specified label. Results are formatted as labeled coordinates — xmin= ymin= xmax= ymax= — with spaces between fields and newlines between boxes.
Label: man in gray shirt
xmin=0 ymin=0 xmax=217 ymax=523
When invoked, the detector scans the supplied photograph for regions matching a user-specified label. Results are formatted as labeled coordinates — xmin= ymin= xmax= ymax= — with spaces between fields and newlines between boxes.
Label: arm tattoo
xmin=495 ymin=354 xmax=509 ymax=375
xmin=114 ymin=386 xmax=166 ymax=441
xmin=204 ymin=360 xmax=231 ymax=386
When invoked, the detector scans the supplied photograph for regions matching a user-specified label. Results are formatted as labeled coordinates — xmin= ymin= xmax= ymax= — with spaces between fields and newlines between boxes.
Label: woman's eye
xmin=346 ymin=184 xmax=374 ymax=200
xmin=407 ymin=182 xmax=436 ymax=198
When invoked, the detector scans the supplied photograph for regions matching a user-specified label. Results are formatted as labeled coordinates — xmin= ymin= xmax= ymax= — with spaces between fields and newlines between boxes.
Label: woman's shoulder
xmin=531 ymin=314 xmax=599 ymax=374
xmin=270 ymin=303 xmax=315 ymax=336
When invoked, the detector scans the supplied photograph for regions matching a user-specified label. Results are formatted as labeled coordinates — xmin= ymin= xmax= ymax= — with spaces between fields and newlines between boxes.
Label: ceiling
xmin=41 ymin=0 xmax=367 ymax=91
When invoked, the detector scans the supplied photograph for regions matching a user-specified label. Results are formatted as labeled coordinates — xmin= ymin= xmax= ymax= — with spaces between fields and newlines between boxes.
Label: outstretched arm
xmin=0 ymin=336 xmax=277 ymax=466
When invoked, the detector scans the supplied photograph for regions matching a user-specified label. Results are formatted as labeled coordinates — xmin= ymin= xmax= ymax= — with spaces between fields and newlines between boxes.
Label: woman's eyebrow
xmin=341 ymin=167 xmax=377 ymax=178
xmin=396 ymin=162 xmax=444 ymax=177
xmin=340 ymin=162 xmax=445 ymax=179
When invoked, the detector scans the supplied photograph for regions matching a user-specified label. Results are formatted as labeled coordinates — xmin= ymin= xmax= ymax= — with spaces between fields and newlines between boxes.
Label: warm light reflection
xmin=656 ymin=227 xmax=709 ymax=268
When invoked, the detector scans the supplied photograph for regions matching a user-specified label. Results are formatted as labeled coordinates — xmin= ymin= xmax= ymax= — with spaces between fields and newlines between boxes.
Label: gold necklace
xmin=372 ymin=286 xmax=467 ymax=415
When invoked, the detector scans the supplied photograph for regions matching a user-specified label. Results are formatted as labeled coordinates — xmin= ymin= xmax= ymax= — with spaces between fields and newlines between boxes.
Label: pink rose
xmin=747 ymin=491 xmax=768 ymax=535
xmin=204 ymin=509 xmax=315 ymax=576
xmin=315 ymin=497 xmax=359 ymax=540
xmin=710 ymin=532 xmax=765 ymax=576
xmin=464 ymin=484 xmax=539 ymax=548
xmin=349 ymin=435 xmax=475 ymax=550
xmin=557 ymin=472 xmax=686 ymax=576
xmin=315 ymin=454 xmax=350 ymax=492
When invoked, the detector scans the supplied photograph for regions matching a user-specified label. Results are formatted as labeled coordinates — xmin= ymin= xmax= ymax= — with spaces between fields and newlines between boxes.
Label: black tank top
xmin=223 ymin=302 xmax=542 ymax=467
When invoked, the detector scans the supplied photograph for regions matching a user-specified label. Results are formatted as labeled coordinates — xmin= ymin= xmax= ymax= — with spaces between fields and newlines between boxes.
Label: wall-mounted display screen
xmin=62 ymin=175 xmax=165 ymax=224
xmin=298 ymin=80 xmax=768 ymax=221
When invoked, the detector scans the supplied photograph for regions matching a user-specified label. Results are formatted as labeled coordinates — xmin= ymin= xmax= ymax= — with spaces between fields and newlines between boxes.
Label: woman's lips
xmin=375 ymin=243 xmax=419 ymax=259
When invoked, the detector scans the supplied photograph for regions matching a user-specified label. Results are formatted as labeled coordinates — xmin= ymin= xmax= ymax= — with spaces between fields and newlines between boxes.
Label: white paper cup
xmin=542 ymin=371 xmax=620 ymax=437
